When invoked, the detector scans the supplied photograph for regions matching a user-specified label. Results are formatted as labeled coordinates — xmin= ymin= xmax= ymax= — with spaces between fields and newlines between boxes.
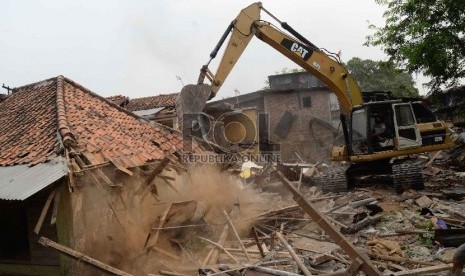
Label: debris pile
xmin=35 ymin=131 xmax=465 ymax=275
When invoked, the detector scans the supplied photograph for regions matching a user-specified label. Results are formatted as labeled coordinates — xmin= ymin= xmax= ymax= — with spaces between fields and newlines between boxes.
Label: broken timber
xmin=38 ymin=237 xmax=133 ymax=276
xmin=145 ymin=156 xmax=171 ymax=185
xmin=275 ymin=171 xmax=380 ymax=276
xmin=34 ymin=189 xmax=56 ymax=234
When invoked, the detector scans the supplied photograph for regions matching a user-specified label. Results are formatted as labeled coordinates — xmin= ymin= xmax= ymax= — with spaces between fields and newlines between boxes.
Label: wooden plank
xmin=222 ymin=210 xmax=251 ymax=261
xmin=145 ymin=204 xmax=172 ymax=248
xmin=204 ymin=223 xmax=230 ymax=266
xmin=198 ymin=237 xmax=239 ymax=264
xmin=38 ymin=237 xmax=133 ymax=276
xmin=34 ymin=189 xmax=56 ymax=234
xmin=50 ymin=188 xmax=61 ymax=225
xmin=275 ymin=171 xmax=381 ymax=276
xmin=275 ymin=232 xmax=312 ymax=276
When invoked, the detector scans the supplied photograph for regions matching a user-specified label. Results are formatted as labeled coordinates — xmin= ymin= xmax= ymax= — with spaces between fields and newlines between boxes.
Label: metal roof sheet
xmin=0 ymin=157 xmax=68 ymax=200
xmin=133 ymin=107 xmax=164 ymax=117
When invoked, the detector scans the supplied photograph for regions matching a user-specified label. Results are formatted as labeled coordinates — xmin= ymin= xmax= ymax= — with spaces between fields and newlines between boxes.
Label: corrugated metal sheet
xmin=0 ymin=157 xmax=68 ymax=200
xmin=133 ymin=107 xmax=164 ymax=117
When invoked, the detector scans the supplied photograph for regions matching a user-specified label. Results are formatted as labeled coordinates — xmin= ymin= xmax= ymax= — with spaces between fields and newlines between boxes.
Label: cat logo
xmin=280 ymin=38 xmax=313 ymax=61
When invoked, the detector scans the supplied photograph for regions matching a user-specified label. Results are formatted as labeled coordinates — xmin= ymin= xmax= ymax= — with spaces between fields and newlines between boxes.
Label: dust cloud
xmin=71 ymin=163 xmax=272 ymax=275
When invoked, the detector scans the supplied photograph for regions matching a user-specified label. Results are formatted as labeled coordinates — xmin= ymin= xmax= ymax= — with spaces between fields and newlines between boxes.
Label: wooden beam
xmin=38 ymin=237 xmax=133 ymax=276
xmin=275 ymin=232 xmax=312 ymax=276
xmin=34 ymin=189 xmax=56 ymax=234
xmin=198 ymin=237 xmax=239 ymax=264
xmin=96 ymin=168 xmax=115 ymax=186
xmin=145 ymin=157 xmax=170 ymax=185
xmin=204 ymin=215 xmax=231 ymax=266
xmin=50 ymin=188 xmax=61 ymax=225
xmin=222 ymin=210 xmax=251 ymax=261
xmin=275 ymin=171 xmax=381 ymax=276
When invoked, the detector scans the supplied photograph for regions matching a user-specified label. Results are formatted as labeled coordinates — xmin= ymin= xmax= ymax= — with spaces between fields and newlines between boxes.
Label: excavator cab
xmin=349 ymin=101 xmax=423 ymax=156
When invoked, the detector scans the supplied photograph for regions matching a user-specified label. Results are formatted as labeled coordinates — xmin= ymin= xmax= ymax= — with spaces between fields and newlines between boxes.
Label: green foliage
xmin=419 ymin=220 xmax=434 ymax=247
xmin=366 ymin=0 xmax=465 ymax=91
xmin=346 ymin=57 xmax=419 ymax=97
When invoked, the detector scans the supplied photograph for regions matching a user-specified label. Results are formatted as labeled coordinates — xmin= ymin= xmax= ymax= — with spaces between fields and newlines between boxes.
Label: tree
xmin=366 ymin=0 xmax=465 ymax=91
xmin=346 ymin=57 xmax=419 ymax=97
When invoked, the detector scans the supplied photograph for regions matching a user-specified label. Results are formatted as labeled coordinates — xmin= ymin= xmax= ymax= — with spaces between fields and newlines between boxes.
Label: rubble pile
xmin=35 ymin=131 xmax=465 ymax=276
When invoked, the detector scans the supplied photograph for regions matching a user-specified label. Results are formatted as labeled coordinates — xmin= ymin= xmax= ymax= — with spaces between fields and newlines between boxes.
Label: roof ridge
xmin=56 ymin=76 xmax=76 ymax=147
xmin=12 ymin=76 xmax=57 ymax=92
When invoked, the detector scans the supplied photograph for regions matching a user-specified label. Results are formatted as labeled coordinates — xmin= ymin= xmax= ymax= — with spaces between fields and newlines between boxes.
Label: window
xmin=351 ymin=109 xmax=368 ymax=154
xmin=301 ymin=96 xmax=312 ymax=108
xmin=395 ymin=105 xmax=416 ymax=126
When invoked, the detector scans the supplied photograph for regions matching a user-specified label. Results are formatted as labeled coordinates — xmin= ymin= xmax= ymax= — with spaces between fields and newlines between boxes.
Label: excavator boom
xmin=176 ymin=2 xmax=363 ymax=124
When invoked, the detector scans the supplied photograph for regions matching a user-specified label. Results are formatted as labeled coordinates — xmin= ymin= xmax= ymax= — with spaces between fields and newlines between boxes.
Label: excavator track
xmin=392 ymin=160 xmax=424 ymax=194
xmin=315 ymin=169 xmax=348 ymax=193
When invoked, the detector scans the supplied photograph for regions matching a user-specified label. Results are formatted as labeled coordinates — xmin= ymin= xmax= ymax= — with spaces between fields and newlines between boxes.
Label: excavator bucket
xmin=175 ymin=84 xmax=212 ymax=130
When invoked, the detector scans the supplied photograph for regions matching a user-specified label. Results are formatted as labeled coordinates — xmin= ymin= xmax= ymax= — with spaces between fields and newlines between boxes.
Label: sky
xmin=0 ymin=0 xmax=430 ymax=99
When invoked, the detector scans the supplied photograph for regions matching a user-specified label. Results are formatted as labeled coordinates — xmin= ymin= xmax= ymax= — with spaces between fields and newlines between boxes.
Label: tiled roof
xmin=106 ymin=95 xmax=129 ymax=107
xmin=126 ymin=93 xmax=178 ymax=111
xmin=0 ymin=76 xmax=192 ymax=169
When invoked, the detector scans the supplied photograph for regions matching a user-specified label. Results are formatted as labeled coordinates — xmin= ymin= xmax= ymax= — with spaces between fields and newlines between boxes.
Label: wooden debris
xmin=348 ymin=197 xmax=377 ymax=208
xmin=223 ymin=210 xmax=251 ymax=261
xmin=340 ymin=214 xmax=382 ymax=234
xmin=50 ymin=188 xmax=61 ymax=225
xmin=251 ymin=227 xmax=265 ymax=258
xmin=198 ymin=237 xmax=239 ymax=264
xmin=387 ymin=263 xmax=452 ymax=275
xmin=146 ymin=203 xmax=172 ymax=248
xmin=252 ymin=266 xmax=302 ymax=276
xmin=38 ymin=237 xmax=133 ymax=276
xmin=34 ymin=189 xmax=56 ymax=234
xmin=275 ymin=171 xmax=380 ymax=276
xmin=368 ymin=253 xmax=437 ymax=266
xmin=145 ymin=156 xmax=171 ymax=185
xmin=275 ymin=232 xmax=312 ymax=276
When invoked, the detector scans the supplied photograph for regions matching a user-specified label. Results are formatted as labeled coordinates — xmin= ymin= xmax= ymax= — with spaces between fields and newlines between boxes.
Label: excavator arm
xmin=179 ymin=2 xmax=363 ymax=117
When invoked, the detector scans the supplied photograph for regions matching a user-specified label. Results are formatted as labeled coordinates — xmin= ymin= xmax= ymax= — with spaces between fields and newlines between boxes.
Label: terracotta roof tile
xmin=0 ymin=76 xmax=197 ymax=168
xmin=125 ymin=93 xmax=178 ymax=111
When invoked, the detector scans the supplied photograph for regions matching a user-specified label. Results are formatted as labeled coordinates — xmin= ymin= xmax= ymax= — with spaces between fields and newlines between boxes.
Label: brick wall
xmin=265 ymin=89 xmax=336 ymax=162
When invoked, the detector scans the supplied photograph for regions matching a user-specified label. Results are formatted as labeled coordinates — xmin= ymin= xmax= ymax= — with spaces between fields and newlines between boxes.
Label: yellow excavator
xmin=176 ymin=2 xmax=451 ymax=193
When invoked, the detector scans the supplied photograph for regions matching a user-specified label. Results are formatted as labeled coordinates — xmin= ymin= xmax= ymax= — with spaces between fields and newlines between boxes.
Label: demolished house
xmin=204 ymin=72 xmax=342 ymax=163
xmin=0 ymin=76 xmax=199 ymax=275
xmin=431 ymin=85 xmax=465 ymax=126
xmin=107 ymin=93 xmax=179 ymax=129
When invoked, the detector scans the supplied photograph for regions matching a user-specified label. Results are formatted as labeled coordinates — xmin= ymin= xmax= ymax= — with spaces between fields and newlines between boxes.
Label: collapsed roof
xmin=0 ymin=76 xmax=191 ymax=199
